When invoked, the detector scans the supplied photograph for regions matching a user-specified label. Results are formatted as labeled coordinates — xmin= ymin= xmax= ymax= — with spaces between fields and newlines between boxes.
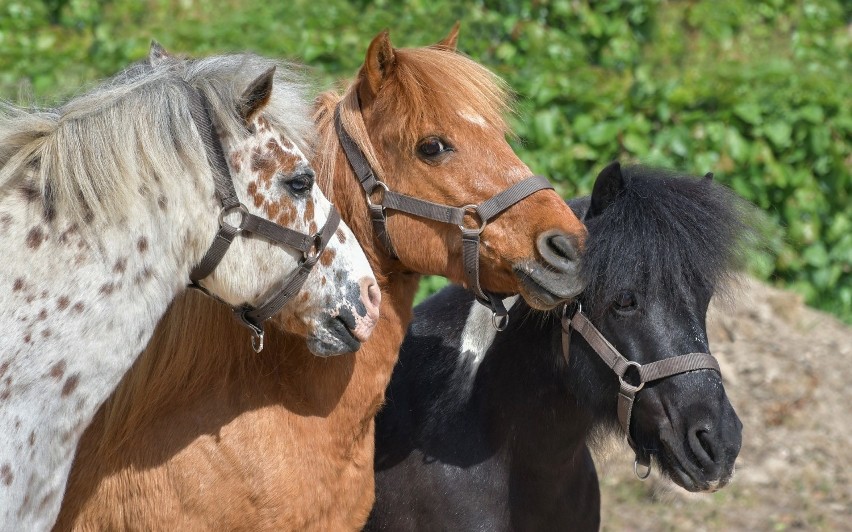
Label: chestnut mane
xmin=314 ymin=45 xmax=513 ymax=194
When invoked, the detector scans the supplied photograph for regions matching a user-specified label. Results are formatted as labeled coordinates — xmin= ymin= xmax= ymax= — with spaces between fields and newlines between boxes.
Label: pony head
xmin=567 ymin=162 xmax=753 ymax=491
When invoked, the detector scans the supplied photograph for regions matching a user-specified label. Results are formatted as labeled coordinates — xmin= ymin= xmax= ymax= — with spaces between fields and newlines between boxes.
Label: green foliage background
xmin=1 ymin=0 xmax=849 ymax=321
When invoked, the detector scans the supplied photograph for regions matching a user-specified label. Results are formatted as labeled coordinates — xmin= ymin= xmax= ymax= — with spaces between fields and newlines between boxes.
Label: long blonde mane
xmin=0 ymin=54 xmax=314 ymax=225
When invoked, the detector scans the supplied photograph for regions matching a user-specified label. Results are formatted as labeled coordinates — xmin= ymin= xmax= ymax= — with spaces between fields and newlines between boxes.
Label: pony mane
xmin=575 ymin=166 xmax=759 ymax=318
xmin=0 ymin=54 xmax=313 ymax=225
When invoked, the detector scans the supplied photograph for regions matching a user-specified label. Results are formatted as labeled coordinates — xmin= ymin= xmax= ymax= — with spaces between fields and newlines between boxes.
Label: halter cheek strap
xmin=561 ymin=304 xmax=721 ymax=479
xmin=185 ymin=88 xmax=340 ymax=352
xmin=334 ymin=106 xmax=553 ymax=329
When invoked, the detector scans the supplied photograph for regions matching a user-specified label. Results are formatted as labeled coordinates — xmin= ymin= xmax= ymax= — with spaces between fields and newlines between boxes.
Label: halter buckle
xmin=366 ymin=181 xmax=390 ymax=207
xmin=218 ymin=202 xmax=248 ymax=232
xmin=458 ymin=204 xmax=487 ymax=234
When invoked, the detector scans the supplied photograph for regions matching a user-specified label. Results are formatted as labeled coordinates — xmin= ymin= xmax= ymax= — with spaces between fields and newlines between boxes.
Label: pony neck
xmin=480 ymin=307 xmax=594 ymax=468
xmin=0 ymin=175 xmax=214 ymax=528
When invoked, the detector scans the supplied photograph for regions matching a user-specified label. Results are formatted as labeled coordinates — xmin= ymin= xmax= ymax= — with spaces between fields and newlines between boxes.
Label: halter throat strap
xmin=560 ymin=304 xmax=721 ymax=476
xmin=334 ymin=105 xmax=552 ymax=326
xmin=185 ymin=88 xmax=341 ymax=352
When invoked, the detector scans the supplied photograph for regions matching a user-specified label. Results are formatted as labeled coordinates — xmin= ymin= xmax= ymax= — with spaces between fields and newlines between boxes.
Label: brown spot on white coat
xmin=62 ymin=374 xmax=80 ymax=397
xmin=26 ymin=227 xmax=45 ymax=250
xmin=58 ymin=224 xmax=78 ymax=244
xmin=0 ymin=463 xmax=12 ymax=485
xmin=49 ymin=361 xmax=66 ymax=380
xmin=320 ymin=248 xmax=336 ymax=267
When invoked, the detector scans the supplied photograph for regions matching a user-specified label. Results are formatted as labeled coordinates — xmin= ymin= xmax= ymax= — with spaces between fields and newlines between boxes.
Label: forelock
xmin=580 ymin=166 xmax=758 ymax=318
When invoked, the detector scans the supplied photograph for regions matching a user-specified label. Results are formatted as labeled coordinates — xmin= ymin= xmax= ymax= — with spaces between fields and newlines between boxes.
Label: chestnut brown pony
xmin=56 ymin=27 xmax=587 ymax=530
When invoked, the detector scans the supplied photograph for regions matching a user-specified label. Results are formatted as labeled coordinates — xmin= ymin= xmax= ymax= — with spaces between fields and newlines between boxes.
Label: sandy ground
xmin=597 ymin=277 xmax=852 ymax=531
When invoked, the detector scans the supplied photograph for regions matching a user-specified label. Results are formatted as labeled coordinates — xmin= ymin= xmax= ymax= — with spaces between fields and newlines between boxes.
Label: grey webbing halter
xmin=334 ymin=106 xmax=553 ymax=329
xmin=186 ymin=89 xmax=341 ymax=353
xmin=560 ymin=303 xmax=721 ymax=479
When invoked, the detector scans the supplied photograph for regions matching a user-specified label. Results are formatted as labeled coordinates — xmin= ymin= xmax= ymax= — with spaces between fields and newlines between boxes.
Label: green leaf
xmin=802 ymin=243 xmax=829 ymax=268
xmin=623 ymin=131 xmax=649 ymax=154
xmin=797 ymin=104 xmax=824 ymax=123
xmin=585 ymin=121 xmax=620 ymax=147
xmin=733 ymin=103 xmax=763 ymax=125
xmin=764 ymin=121 xmax=792 ymax=148
xmin=725 ymin=127 xmax=749 ymax=162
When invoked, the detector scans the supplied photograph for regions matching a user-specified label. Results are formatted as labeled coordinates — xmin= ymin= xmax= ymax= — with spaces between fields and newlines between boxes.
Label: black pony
xmin=367 ymin=162 xmax=754 ymax=531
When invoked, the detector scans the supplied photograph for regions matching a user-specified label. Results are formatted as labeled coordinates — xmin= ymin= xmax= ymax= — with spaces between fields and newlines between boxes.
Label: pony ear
xmin=148 ymin=40 xmax=171 ymax=66
xmin=359 ymin=30 xmax=396 ymax=107
xmin=434 ymin=21 xmax=461 ymax=50
xmin=238 ymin=66 xmax=276 ymax=124
xmin=586 ymin=161 xmax=625 ymax=220
xmin=704 ymin=172 xmax=714 ymax=181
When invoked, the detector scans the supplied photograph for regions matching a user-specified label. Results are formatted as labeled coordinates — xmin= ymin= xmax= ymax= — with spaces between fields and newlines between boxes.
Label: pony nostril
xmin=361 ymin=278 xmax=381 ymax=321
xmin=697 ymin=430 xmax=715 ymax=462
xmin=536 ymin=230 xmax=581 ymax=268
xmin=689 ymin=427 xmax=719 ymax=470
xmin=348 ymin=278 xmax=380 ymax=343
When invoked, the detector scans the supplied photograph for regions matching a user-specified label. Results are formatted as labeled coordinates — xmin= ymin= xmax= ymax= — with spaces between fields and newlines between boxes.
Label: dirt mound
xmin=597 ymin=277 xmax=852 ymax=531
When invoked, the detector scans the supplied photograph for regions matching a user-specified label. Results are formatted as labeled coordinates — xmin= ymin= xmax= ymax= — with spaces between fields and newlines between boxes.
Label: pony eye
xmin=280 ymin=171 xmax=314 ymax=196
xmin=417 ymin=137 xmax=452 ymax=160
xmin=613 ymin=290 xmax=637 ymax=311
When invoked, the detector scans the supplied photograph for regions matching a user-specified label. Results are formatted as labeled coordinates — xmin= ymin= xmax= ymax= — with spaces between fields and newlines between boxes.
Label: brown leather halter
xmin=561 ymin=303 xmax=721 ymax=479
xmin=186 ymin=88 xmax=341 ymax=353
xmin=334 ymin=106 xmax=554 ymax=329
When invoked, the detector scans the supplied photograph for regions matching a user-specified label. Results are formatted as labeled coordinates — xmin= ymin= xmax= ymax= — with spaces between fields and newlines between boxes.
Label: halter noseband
xmin=334 ymin=106 xmax=553 ymax=329
xmin=185 ymin=88 xmax=340 ymax=353
xmin=560 ymin=303 xmax=721 ymax=479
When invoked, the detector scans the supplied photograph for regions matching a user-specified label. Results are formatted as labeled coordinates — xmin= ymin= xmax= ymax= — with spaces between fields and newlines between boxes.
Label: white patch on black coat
xmin=453 ymin=296 xmax=518 ymax=396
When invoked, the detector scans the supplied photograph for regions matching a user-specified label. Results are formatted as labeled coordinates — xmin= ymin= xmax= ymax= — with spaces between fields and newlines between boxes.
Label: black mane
xmin=569 ymin=166 xmax=756 ymax=318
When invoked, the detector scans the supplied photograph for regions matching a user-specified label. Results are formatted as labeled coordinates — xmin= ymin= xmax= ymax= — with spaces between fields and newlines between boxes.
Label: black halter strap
xmin=334 ymin=106 xmax=553 ymax=328
xmin=560 ymin=303 xmax=721 ymax=479
xmin=186 ymin=88 xmax=340 ymax=352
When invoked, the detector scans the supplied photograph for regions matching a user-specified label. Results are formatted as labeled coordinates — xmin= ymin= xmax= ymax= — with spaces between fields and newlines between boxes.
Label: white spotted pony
xmin=0 ymin=47 xmax=379 ymax=530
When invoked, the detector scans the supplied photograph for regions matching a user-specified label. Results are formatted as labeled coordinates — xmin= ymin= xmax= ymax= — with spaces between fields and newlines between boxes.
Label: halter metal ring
xmin=366 ymin=181 xmax=390 ymax=207
xmin=250 ymin=330 xmax=265 ymax=353
xmin=303 ymin=232 xmax=324 ymax=265
xmin=634 ymin=457 xmax=651 ymax=480
xmin=492 ymin=311 xmax=509 ymax=331
xmin=218 ymin=202 xmax=248 ymax=232
xmin=458 ymin=204 xmax=487 ymax=234
xmin=618 ymin=360 xmax=645 ymax=392
xmin=562 ymin=301 xmax=582 ymax=321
